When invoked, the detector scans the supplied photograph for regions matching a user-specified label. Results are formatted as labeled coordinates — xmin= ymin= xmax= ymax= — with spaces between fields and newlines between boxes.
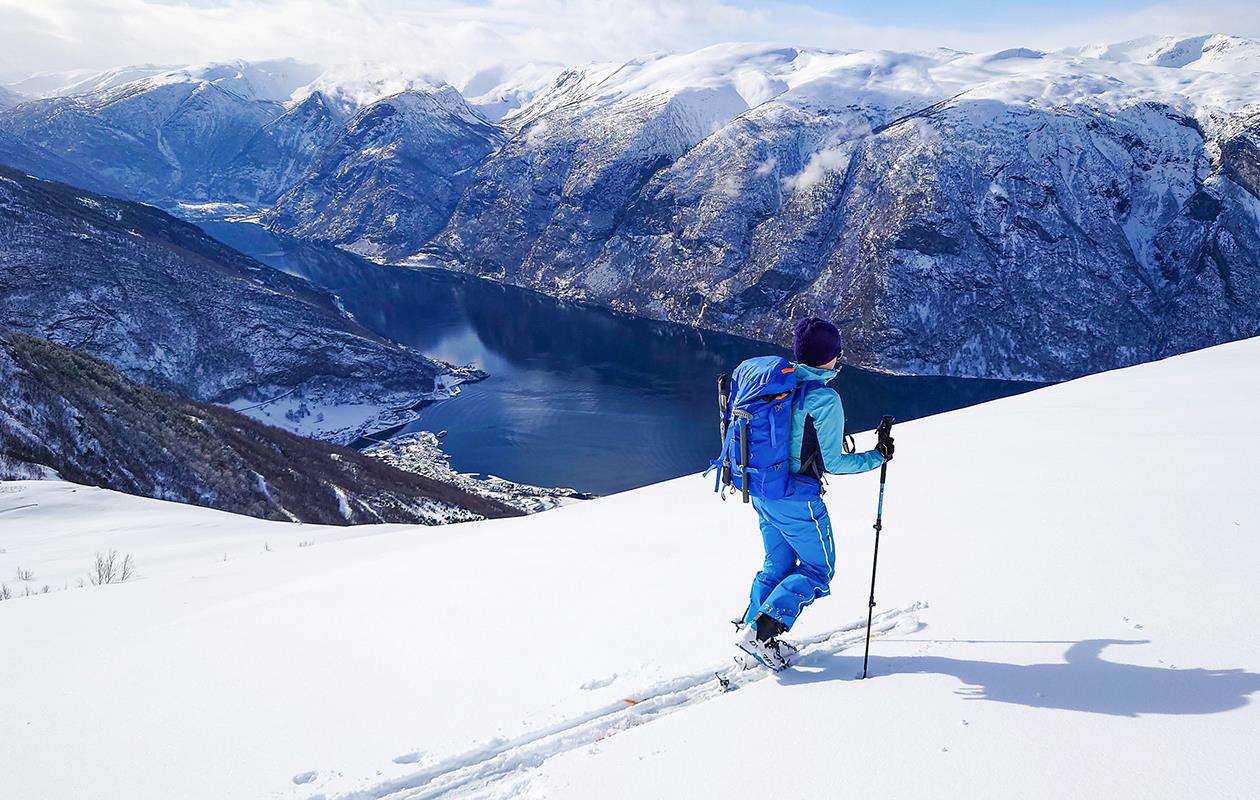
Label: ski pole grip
xmin=877 ymin=415 xmax=894 ymax=443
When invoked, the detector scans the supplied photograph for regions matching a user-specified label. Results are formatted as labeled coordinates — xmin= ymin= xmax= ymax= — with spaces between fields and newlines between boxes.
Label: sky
xmin=1 ymin=0 xmax=1259 ymax=86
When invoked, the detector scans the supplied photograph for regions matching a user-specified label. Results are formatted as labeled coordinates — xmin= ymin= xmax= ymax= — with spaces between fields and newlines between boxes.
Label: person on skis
xmin=737 ymin=316 xmax=894 ymax=670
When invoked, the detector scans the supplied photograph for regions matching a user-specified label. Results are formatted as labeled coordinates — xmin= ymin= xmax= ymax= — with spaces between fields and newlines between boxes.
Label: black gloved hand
xmin=876 ymin=439 xmax=895 ymax=460
xmin=875 ymin=415 xmax=895 ymax=462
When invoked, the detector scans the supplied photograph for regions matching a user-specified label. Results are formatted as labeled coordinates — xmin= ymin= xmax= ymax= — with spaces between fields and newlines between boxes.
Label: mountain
xmin=426 ymin=40 xmax=1260 ymax=381
xmin=0 ymin=79 xmax=276 ymax=203
xmin=6 ymin=41 xmax=1260 ymax=380
xmin=6 ymin=59 xmax=320 ymax=103
xmin=0 ymin=60 xmax=320 ymax=203
xmin=262 ymin=88 xmax=505 ymax=260
xmin=1068 ymin=33 xmax=1260 ymax=72
xmin=0 ymin=165 xmax=474 ymax=444
xmin=0 ymin=329 xmax=520 ymax=524
xmin=2 ymin=334 xmax=1257 ymax=797
xmin=6 ymin=64 xmax=176 ymax=99
xmin=0 ymin=128 xmax=110 ymax=191
xmin=206 ymin=90 xmax=345 ymax=204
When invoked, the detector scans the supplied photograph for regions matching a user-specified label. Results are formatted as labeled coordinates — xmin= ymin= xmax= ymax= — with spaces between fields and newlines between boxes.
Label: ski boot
xmin=735 ymin=613 xmax=790 ymax=672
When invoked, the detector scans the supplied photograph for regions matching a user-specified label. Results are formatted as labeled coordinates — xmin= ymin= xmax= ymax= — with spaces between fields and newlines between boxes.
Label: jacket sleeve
xmin=811 ymin=388 xmax=885 ymax=475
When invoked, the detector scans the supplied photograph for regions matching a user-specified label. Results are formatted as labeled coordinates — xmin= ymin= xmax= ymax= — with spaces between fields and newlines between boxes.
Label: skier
xmin=735 ymin=317 xmax=894 ymax=670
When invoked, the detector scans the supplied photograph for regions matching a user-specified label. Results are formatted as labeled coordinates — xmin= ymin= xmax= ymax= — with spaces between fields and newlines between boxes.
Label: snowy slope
xmin=2 ymin=337 xmax=1257 ymax=799
xmin=0 ymin=85 xmax=21 ymax=110
xmin=1068 ymin=33 xmax=1260 ymax=73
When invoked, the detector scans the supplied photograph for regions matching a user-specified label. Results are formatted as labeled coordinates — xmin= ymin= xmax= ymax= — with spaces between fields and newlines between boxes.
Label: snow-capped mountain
xmin=0 ymin=59 xmax=322 ymax=203
xmin=6 ymin=64 xmax=177 ymax=99
xmin=1067 ymin=32 xmax=1260 ymax=72
xmin=4 ymin=39 xmax=1260 ymax=380
xmin=462 ymin=61 xmax=567 ymax=122
xmin=0 ymin=76 xmax=279 ymax=203
xmin=0 ymin=166 xmax=475 ymax=444
xmin=429 ymin=40 xmax=1260 ymax=380
xmin=2 ymin=334 xmax=1256 ymax=798
xmin=263 ymin=87 xmax=504 ymax=260
xmin=0 ymin=329 xmax=520 ymax=524
xmin=6 ymin=59 xmax=320 ymax=103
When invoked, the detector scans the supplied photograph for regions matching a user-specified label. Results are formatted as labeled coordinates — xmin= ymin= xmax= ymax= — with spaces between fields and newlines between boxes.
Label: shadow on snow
xmin=780 ymin=638 xmax=1260 ymax=717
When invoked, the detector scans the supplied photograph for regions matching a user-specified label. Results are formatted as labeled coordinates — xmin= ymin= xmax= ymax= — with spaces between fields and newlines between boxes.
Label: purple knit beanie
xmin=793 ymin=317 xmax=843 ymax=367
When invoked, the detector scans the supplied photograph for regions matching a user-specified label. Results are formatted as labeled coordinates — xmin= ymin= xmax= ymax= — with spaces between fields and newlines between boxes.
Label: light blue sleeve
xmin=809 ymin=387 xmax=885 ymax=475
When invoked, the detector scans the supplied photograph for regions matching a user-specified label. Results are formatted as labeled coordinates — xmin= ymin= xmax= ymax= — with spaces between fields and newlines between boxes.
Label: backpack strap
xmin=795 ymin=380 xmax=826 ymax=481
xmin=704 ymin=422 xmax=736 ymax=493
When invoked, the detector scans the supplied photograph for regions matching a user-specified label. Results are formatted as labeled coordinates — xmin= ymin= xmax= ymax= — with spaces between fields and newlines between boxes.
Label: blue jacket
xmin=788 ymin=362 xmax=884 ymax=477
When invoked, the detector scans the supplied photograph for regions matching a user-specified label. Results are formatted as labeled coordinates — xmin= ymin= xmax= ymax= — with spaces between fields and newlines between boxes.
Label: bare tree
xmin=0 ymin=584 xmax=10 ymax=601
xmin=88 ymin=549 xmax=136 ymax=586
xmin=15 ymin=566 xmax=33 ymax=581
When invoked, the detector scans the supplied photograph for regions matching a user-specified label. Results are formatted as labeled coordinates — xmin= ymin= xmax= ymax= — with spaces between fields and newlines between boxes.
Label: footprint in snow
xmin=292 ymin=771 xmax=318 ymax=785
xmin=580 ymin=674 xmax=618 ymax=690
xmin=392 ymin=752 xmax=423 ymax=765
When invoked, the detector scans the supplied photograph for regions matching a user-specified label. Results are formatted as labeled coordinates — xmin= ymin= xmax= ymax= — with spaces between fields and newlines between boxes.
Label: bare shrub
xmin=0 ymin=453 xmax=48 ymax=480
xmin=15 ymin=566 xmax=33 ymax=581
xmin=297 ymin=539 xmax=314 ymax=548
xmin=88 ymin=549 xmax=136 ymax=585
xmin=0 ymin=584 xmax=10 ymax=601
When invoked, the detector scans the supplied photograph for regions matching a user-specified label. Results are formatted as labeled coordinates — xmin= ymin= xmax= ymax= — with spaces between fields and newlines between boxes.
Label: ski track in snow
xmin=329 ymin=604 xmax=925 ymax=800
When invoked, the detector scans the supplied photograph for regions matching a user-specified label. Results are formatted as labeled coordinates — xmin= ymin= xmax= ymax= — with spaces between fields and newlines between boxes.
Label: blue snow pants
xmin=744 ymin=495 xmax=835 ymax=630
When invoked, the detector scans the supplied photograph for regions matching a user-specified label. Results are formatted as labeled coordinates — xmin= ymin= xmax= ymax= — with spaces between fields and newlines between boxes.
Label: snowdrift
xmin=1 ymin=338 xmax=1258 ymax=799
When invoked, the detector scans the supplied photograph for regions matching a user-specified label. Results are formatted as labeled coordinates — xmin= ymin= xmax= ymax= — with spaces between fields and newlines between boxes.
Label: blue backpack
xmin=706 ymin=355 xmax=801 ymax=503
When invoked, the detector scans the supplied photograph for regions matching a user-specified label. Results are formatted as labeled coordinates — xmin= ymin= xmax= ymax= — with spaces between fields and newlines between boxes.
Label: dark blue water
xmin=202 ymin=221 xmax=1044 ymax=494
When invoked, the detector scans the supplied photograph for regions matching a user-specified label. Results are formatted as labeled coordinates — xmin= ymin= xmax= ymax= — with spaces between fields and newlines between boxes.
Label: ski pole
xmin=862 ymin=415 xmax=894 ymax=679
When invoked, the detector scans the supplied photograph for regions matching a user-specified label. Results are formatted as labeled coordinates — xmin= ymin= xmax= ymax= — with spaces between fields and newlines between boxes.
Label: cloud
xmin=3 ymin=0 xmax=1260 ymax=87
xmin=783 ymin=144 xmax=853 ymax=194
xmin=0 ymin=0 xmax=765 ymax=85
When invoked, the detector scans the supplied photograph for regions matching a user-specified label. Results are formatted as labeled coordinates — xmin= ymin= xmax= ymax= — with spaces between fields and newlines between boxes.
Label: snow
xmin=6 ymin=64 xmax=177 ymax=98
xmin=291 ymin=64 xmax=449 ymax=117
xmin=8 ymin=59 xmax=322 ymax=104
xmin=1067 ymin=34 xmax=1260 ymax=74
xmin=462 ymin=61 xmax=566 ymax=122
xmin=2 ymin=337 xmax=1258 ymax=797
xmin=0 ymin=482 xmax=379 ymax=592
xmin=505 ymin=37 xmax=1260 ymax=147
